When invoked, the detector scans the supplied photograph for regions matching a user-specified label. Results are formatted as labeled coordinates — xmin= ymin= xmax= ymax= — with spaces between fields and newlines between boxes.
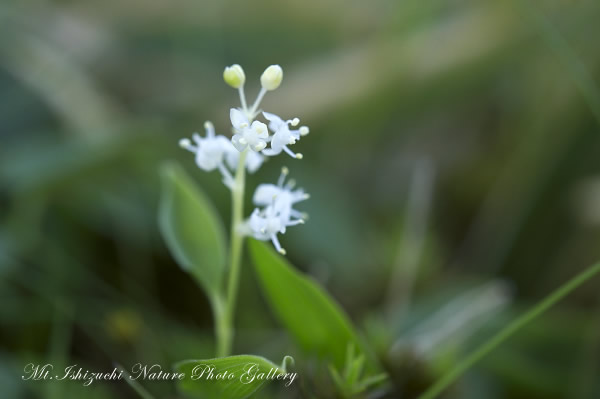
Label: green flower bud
xmin=260 ymin=65 xmax=283 ymax=91
xmin=223 ymin=64 xmax=245 ymax=88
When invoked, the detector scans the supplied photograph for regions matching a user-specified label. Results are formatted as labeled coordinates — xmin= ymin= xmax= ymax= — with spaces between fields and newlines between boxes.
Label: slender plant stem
xmin=213 ymin=294 xmax=228 ymax=357
xmin=238 ymin=87 xmax=248 ymax=112
xmin=387 ymin=158 xmax=434 ymax=321
xmin=417 ymin=261 xmax=600 ymax=399
xmin=216 ymin=149 xmax=248 ymax=357
xmin=215 ymin=84 xmax=261 ymax=356
xmin=250 ymin=87 xmax=267 ymax=116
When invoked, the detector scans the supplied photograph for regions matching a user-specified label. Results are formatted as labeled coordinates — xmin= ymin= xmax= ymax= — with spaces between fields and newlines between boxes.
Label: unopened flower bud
xmin=223 ymin=64 xmax=245 ymax=88
xmin=260 ymin=65 xmax=283 ymax=91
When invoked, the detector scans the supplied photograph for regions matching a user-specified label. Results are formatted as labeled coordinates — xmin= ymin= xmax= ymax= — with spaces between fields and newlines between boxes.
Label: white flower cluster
xmin=246 ymin=167 xmax=309 ymax=254
xmin=179 ymin=121 xmax=264 ymax=189
xmin=179 ymin=64 xmax=310 ymax=254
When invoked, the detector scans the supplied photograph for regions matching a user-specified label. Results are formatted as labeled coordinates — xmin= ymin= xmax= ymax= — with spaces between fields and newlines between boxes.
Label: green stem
xmin=417 ymin=261 xmax=600 ymax=399
xmin=216 ymin=149 xmax=248 ymax=357
xmin=213 ymin=295 xmax=229 ymax=357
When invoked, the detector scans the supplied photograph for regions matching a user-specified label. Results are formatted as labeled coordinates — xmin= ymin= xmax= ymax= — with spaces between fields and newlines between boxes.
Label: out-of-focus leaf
xmin=394 ymin=281 xmax=511 ymax=360
xmin=175 ymin=355 xmax=294 ymax=399
xmin=158 ymin=162 xmax=226 ymax=297
xmin=248 ymin=240 xmax=363 ymax=369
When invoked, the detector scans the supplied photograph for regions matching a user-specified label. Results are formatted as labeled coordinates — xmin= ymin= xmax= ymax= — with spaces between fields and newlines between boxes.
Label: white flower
xmin=247 ymin=205 xmax=305 ymax=255
xmin=179 ymin=121 xmax=230 ymax=171
xmin=247 ymin=206 xmax=286 ymax=254
xmin=179 ymin=121 xmax=264 ymax=188
xmin=253 ymin=167 xmax=309 ymax=223
xmin=260 ymin=65 xmax=283 ymax=91
xmin=261 ymin=112 xmax=309 ymax=159
xmin=246 ymin=167 xmax=308 ymax=254
xmin=230 ymin=108 xmax=269 ymax=152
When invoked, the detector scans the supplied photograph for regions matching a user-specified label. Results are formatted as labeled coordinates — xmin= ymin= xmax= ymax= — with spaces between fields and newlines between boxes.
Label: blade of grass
xmin=386 ymin=158 xmax=435 ymax=322
xmin=115 ymin=363 xmax=157 ymax=399
xmin=520 ymin=0 xmax=600 ymax=125
xmin=417 ymin=261 xmax=600 ymax=399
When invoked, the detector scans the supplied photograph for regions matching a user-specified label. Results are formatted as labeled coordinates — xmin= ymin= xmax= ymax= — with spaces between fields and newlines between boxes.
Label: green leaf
xmin=175 ymin=355 xmax=295 ymax=399
xmin=248 ymin=240 xmax=363 ymax=369
xmin=158 ymin=162 xmax=226 ymax=297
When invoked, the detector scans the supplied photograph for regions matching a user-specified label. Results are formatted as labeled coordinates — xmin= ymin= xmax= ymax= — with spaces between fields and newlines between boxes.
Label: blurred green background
xmin=2 ymin=0 xmax=600 ymax=398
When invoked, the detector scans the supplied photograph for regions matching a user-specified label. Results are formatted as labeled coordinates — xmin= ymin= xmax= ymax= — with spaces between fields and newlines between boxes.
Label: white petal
xmin=248 ymin=209 xmax=270 ymax=240
xmin=216 ymin=135 xmax=232 ymax=149
xmin=262 ymin=111 xmax=282 ymax=123
xmin=271 ymin=131 xmax=289 ymax=152
xmin=253 ymin=184 xmax=281 ymax=205
xmin=261 ymin=148 xmax=281 ymax=157
xmin=179 ymin=138 xmax=195 ymax=151
xmin=246 ymin=151 xmax=265 ymax=173
xmin=223 ymin=145 xmax=239 ymax=170
xmin=252 ymin=141 xmax=267 ymax=152
xmin=271 ymin=234 xmax=285 ymax=254
xmin=204 ymin=121 xmax=215 ymax=137
xmin=263 ymin=111 xmax=287 ymax=132
xmin=195 ymin=152 xmax=219 ymax=171
xmin=230 ymin=108 xmax=248 ymax=130
xmin=291 ymin=189 xmax=309 ymax=203
xmin=231 ymin=134 xmax=247 ymax=151
xmin=192 ymin=133 xmax=203 ymax=144
xmin=251 ymin=121 xmax=269 ymax=138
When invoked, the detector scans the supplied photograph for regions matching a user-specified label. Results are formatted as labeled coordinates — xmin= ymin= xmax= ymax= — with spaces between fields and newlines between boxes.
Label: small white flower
xmin=253 ymin=167 xmax=309 ymax=224
xmin=261 ymin=112 xmax=309 ymax=159
xmin=179 ymin=121 xmax=230 ymax=171
xmin=247 ymin=206 xmax=286 ymax=254
xmin=230 ymin=108 xmax=269 ymax=152
xmin=246 ymin=205 xmax=305 ymax=255
xmin=246 ymin=167 xmax=308 ymax=254
xmin=180 ymin=121 xmax=264 ymax=188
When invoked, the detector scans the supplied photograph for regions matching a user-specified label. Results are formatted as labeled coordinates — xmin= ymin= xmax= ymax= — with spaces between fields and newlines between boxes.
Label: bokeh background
xmin=2 ymin=0 xmax=600 ymax=398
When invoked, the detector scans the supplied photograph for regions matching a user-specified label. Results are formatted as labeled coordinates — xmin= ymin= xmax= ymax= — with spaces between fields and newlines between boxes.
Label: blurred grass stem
xmin=116 ymin=363 xmax=157 ymax=399
xmin=387 ymin=159 xmax=434 ymax=322
xmin=417 ymin=261 xmax=600 ymax=399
